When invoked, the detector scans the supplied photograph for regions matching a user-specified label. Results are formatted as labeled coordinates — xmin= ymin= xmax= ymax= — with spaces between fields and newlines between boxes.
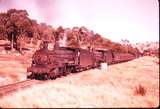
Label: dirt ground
xmin=0 ymin=55 xmax=159 ymax=108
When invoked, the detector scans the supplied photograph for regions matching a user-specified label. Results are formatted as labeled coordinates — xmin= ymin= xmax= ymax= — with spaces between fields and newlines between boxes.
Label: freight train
xmin=27 ymin=41 xmax=135 ymax=80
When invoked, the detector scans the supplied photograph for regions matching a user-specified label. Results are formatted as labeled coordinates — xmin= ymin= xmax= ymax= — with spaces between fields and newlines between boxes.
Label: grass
xmin=0 ymin=56 xmax=159 ymax=108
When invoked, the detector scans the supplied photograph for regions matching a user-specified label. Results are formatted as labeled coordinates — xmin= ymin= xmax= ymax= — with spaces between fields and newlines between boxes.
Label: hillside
xmin=0 ymin=56 xmax=159 ymax=108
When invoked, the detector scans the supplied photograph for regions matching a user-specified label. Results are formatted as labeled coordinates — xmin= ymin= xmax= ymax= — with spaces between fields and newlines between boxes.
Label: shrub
xmin=134 ymin=84 xmax=146 ymax=96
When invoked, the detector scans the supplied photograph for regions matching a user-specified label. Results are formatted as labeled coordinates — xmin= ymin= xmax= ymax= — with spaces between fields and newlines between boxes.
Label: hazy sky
xmin=0 ymin=0 xmax=159 ymax=43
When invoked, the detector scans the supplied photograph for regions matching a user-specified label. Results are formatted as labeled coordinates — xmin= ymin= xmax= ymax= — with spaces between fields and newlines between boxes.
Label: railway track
xmin=0 ymin=79 xmax=42 ymax=97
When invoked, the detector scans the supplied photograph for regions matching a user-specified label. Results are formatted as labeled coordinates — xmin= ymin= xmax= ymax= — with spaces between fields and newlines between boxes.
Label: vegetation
xmin=134 ymin=84 xmax=146 ymax=96
xmin=0 ymin=9 xmax=158 ymax=57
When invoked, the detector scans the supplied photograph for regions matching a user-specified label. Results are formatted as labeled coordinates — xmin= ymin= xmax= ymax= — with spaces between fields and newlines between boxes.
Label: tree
xmin=102 ymin=38 xmax=112 ymax=49
xmin=5 ymin=9 xmax=33 ymax=52
xmin=94 ymin=33 xmax=103 ymax=48
xmin=66 ymin=27 xmax=80 ymax=48
xmin=79 ymin=27 xmax=93 ymax=49
xmin=6 ymin=20 xmax=17 ymax=51
xmin=0 ymin=13 xmax=8 ymax=40
xmin=54 ymin=26 xmax=64 ymax=41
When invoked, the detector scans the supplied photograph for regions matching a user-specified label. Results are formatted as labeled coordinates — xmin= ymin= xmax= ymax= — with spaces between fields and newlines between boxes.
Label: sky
xmin=0 ymin=0 xmax=159 ymax=44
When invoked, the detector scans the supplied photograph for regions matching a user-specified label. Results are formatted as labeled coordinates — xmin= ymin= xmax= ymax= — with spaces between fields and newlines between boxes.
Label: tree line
xmin=0 ymin=9 xmax=142 ymax=56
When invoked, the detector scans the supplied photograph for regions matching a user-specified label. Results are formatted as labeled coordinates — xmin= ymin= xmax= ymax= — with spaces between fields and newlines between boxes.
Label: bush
xmin=134 ymin=84 xmax=146 ymax=96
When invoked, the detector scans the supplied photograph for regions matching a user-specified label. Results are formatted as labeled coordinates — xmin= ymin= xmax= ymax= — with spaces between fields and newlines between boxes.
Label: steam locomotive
xmin=27 ymin=41 xmax=135 ymax=80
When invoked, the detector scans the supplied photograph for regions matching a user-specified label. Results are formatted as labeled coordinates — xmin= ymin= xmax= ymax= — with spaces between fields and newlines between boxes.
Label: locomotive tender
xmin=27 ymin=41 xmax=135 ymax=80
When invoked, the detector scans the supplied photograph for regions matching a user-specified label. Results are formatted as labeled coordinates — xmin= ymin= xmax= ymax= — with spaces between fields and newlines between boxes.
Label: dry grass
xmin=0 ymin=53 xmax=31 ymax=86
xmin=0 ymin=56 xmax=159 ymax=108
